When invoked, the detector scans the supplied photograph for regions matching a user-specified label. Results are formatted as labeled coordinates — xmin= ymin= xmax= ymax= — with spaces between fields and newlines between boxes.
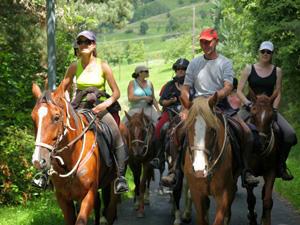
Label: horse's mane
xmin=35 ymin=90 xmax=79 ymax=129
xmin=185 ymin=97 xmax=218 ymax=130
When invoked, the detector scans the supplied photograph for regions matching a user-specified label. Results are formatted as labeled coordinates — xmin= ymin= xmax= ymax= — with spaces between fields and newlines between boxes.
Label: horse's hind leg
xmin=172 ymin=180 xmax=183 ymax=225
xmin=182 ymin=182 xmax=192 ymax=223
xmin=247 ymin=186 xmax=258 ymax=225
xmin=157 ymin=167 xmax=164 ymax=196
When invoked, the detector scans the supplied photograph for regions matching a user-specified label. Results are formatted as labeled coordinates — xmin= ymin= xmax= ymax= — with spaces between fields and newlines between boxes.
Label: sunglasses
xmin=260 ymin=50 xmax=272 ymax=55
xmin=175 ymin=67 xmax=187 ymax=71
xmin=141 ymin=70 xmax=149 ymax=73
xmin=77 ymin=39 xmax=95 ymax=46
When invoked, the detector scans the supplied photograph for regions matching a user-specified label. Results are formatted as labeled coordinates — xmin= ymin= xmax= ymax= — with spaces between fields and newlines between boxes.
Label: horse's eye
xmin=54 ymin=114 xmax=60 ymax=122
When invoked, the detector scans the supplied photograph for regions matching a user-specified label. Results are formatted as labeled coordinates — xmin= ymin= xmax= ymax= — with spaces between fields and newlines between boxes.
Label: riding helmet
xmin=172 ymin=58 xmax=190 ymax=70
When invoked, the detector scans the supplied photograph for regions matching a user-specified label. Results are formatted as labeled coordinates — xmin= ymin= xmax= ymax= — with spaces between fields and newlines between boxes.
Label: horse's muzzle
xmin=33 ymin=158 xmax=48 ymax=171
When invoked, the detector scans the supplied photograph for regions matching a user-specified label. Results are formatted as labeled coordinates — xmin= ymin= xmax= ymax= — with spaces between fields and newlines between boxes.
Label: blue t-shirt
xmin=131 ymin=80 xmax=152 ymax=106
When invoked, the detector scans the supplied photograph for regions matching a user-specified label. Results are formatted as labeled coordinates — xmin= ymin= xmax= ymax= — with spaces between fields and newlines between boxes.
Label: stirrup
xmin=114 ymin=176 xmax=129 ymax=194
xmin=31 ymin=172 xmax=48 ymax=191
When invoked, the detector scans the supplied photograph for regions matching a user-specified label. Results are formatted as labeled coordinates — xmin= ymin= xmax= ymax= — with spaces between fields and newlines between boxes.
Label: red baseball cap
xmin=199 ymin=28 xmax=218 ymax=41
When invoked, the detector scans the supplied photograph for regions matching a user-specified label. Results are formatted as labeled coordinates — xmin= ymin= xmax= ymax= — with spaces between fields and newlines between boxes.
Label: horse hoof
xmin=99 ymin=216 xmax=108 ymax=225
xmin=134 ymin=204 xmax=139 ymax=210
xmin=137 ymin=212 xmax=145 ymax=218
xmin=157 ymin=188 xmax=164 ymax=196
xmin=182 ymin=214 xmax=192 ymax=223
xmin=144 ymin=199 xmax=150 ymax=205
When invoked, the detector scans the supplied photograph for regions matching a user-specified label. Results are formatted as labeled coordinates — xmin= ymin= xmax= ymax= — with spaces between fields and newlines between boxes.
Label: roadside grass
xmin=274 ymin=140 xmax=300 ymax=212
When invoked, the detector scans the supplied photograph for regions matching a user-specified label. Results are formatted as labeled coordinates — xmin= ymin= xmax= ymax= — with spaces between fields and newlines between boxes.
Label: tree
xmin=125 ymin=41 xmax=147 ymax=64
xmin=139 ymin=21 xmax=149 ymax=35
xmin=166 ymin=16 xmax=180 ymax=32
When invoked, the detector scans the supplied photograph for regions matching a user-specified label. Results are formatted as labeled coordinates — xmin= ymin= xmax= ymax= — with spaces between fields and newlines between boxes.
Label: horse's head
xmin=125 ymin=109 xmax=152 ymax=159
xmin=249 ymin=87 xmax=278 ymax=134
xmin=180 ymin=93 xmax=219 ymax=178
xmin=31 ymin=82 xmax=78 ymax=171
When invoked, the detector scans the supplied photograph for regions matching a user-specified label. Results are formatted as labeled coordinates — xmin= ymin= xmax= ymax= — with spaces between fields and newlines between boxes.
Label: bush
xmin=0 ymin=126 xmax=36 ymax=205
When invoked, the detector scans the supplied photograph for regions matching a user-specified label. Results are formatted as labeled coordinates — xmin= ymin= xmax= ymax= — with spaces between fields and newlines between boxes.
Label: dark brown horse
xmin=180 ymin=94 xmax=241 ymax=225
xmin=163 ymin=110 xmax=193 ymax=225
xmin=31 ymin=82 xmax=120 ymax=225
xmin=246 ymin=88 xmax=279 ymax=225
xmin=124 ymin=109 xmax=155 ymax=218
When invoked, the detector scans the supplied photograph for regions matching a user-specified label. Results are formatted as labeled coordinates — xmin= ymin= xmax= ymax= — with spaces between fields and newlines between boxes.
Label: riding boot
xmin=149 ymin=138 xmax=165 ymax=170
xmin=31 ymin=171 xmax=54 ymax=191
xmin=241 ymin=143 xmax=260 ymax=188
xmin=277 ymin=143 xmax=294 ymax=181
xmin=114 ymin=144 xmax=129 ymax=194
xmin=161 ymin=149 xmax=181 ymax=188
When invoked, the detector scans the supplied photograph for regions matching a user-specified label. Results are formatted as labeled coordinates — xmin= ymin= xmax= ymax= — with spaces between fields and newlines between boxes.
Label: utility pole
xmin=192 ymin=6 xmax=195 ymax=59
xmin=119 ymin=42 xmax=121 ymax=82
xmin=46 ymin=0 xmax=56 ymax=90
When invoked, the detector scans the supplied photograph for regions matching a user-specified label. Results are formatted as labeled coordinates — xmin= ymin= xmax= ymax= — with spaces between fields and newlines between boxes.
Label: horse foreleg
xmin=261 ymin=174 xmax=275 ymax=225
xmin=214 ymin=189 xmax=235 ymax=225
xmin=76 ymin=188 xmax=97 ymax=225
xmin=247 ymin=186 xmax=258 ymax=225
xmin=56 ymin=192 xmax=76 ymax=225
xmin=105 ymin=184 xmax=121 ymax=225
xmin=190 ymin=188 xmax=210 ymax=225
xmin=182 ymin=182 xmax=192 ymax=223
xmin=157 ymin=167 xmax=164 ymax=196
xmin=94 ymin=191 xmax=101 ymax=225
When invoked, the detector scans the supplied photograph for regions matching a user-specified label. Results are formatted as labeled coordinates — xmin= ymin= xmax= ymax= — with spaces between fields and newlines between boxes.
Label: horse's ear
xmin=248 ymin=87 xmax=257 ymax=104
xmin=208 ymin=92 xmax=218 ymax=108
xmin=179 ymin=96 xmax=193 ymax=110
xmin=53 ymin=81 xmax=64 ymax=102
xmin=270 ymin=88 xmax=279 ymax=104
xmin=32 ymin=82 xmax=42 ymax=100
xmin=124 ymin=111 xmax=131 ymax=121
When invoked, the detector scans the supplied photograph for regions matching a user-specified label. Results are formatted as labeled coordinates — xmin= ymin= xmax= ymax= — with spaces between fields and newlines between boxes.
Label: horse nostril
xmin=33 ymin=160 xmax=41 ymax=170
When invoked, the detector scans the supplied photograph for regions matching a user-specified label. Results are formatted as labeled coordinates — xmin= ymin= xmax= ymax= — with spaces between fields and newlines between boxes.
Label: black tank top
xmin=247 ymin=65 xmax=276 ymax=99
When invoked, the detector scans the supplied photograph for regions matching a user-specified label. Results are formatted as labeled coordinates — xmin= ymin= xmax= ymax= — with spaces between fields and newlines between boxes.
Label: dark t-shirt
xmin=247 ymin=65 xmax=276 ymax=99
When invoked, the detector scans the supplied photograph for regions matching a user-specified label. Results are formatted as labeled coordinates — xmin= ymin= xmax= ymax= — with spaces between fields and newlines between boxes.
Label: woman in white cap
xmin=122 ymin=65 xmax=161 ymax=124
xmin=237 ymin=41 xmax=297 ymax=181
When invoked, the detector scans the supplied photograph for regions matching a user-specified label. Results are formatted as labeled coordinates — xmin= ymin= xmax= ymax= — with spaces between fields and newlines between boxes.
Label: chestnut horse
xmin=180 ymin=94 xmax=241 ymax=225
xmin=31 ymin=82 xmax=121 ymax=225
xmin=246 ymin=88 xmax=279 ymax=225
xmin=124 ymin=109 xmax=155 ymax=218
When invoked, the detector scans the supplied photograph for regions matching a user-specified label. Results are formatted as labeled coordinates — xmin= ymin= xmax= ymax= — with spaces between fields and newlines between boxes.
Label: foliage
xmin=124 ymin=41 xmax=147 ymax=64
xmin=139 ymin=21 xmax=149 ymax=35
xmin=163 ymin=34 xmax=194 ymax=63
xmin=0 ymin=126 xmax=36 ymax=205
xmin=131 ymin=1 xmax=169 ymax=22
xmin=166 ymin=16 xmax=180 ymax=32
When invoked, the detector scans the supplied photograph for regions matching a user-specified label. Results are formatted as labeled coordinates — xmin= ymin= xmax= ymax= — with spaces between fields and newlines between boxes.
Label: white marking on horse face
xmin=261 ymin=110 xmax=265 ymax=124
xmin=193 ymin=116 xmax=207 ymax=172
xmin=32 ymin=106 xmax=48 ymax=163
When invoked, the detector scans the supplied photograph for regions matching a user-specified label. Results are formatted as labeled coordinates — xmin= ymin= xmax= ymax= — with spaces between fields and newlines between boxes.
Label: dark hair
xmin=233 ymin=78 xmax=238 ymax=90
xmin=132 ymin=72 xmax=139 ymax=79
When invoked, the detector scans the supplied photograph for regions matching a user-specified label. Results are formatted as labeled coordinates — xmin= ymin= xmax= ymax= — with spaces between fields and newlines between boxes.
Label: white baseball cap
xmin=259 ymin=41 xmax=274 ymax=51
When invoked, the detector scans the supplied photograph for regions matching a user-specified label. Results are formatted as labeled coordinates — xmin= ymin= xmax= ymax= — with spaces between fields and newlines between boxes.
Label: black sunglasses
xmin=141 ymin=70 xmax=149 ymax=73
xmin=77 ymin=39 xmax=95 ymax=46
xmin=175 ymin=67 xmax=187 ymax=71
xmin=260 ymin=50 xmax=272 ymax=54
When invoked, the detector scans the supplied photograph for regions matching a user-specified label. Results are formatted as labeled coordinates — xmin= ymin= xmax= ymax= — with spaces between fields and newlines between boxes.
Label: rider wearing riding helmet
xmin=150 ymin=58 xmax=192 ymax=170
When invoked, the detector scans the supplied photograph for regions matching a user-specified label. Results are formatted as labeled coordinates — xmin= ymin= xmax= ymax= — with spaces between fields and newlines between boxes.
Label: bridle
xmin=130 ymin=117 xmax=153 ymax=157
xmin=34 ymin=98 xmax=96 ymax=178
xmin=187 ymin=113 xmax=229 ymax=178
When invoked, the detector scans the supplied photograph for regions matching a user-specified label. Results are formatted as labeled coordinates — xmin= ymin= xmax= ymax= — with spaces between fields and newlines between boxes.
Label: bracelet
xmin=246 ymin=101 xmax=251 ymax=106
xmin=104 ymin=98 xmax=112 ymax=107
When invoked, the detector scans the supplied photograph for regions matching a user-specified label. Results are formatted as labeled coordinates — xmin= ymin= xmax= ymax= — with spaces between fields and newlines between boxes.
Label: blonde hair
xmin=185 ymin=97 xmax=218 ymax=130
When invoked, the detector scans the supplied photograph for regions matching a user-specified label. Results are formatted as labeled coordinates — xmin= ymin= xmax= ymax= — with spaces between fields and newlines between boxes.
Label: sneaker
xmin=244 ymin=172 xmax=259 ymax=186
xmin=114 ymin=176 xmax=129 ymax=194
xmin=149 ymin=158 xmax=160 ymax=169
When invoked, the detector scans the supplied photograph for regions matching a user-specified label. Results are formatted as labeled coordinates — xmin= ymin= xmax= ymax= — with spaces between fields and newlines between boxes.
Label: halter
xmin=34 ymin=98 xmax=97 ymax=178
xmin=130 ymin=117 xmax=153 ymax=157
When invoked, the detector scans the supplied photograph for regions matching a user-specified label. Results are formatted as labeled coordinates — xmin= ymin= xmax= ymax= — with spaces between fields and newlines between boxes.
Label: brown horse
xmin=124 ymin=109 xmax=155 ymax=218
xmin=246 ymin=88 xmax=279 ymax=225
xmin=31 ymin=82 xmax=120 ymax=225
xmin=180 ymin=94 xmax=241 ymax=225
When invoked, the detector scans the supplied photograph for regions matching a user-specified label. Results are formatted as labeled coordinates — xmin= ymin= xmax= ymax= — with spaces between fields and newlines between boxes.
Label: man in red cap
xmin=161 ymin=28 xmax=260 ymax=188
